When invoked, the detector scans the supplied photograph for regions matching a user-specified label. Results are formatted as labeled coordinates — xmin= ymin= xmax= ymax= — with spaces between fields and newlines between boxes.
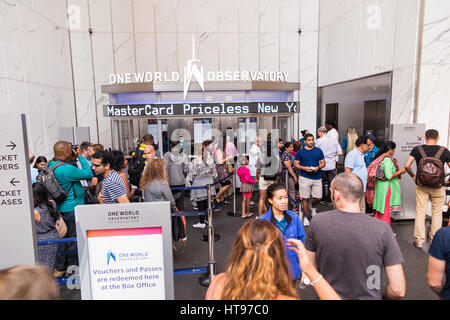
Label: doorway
xmin=364 ymin=100 xmax=388 ymax=147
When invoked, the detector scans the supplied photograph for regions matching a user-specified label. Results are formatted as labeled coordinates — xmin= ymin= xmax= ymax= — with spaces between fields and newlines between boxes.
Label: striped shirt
xmin=102 ymin=170 xmax=127 ymax=204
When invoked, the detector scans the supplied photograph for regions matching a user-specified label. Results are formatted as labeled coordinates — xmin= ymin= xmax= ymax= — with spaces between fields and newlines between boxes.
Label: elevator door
xmin=364 ymin=100 xmax=387 ymax=147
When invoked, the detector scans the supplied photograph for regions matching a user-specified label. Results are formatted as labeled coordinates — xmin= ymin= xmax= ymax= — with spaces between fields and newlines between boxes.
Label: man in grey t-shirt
xmin=304 ymin=173 xmax=406 ymax=300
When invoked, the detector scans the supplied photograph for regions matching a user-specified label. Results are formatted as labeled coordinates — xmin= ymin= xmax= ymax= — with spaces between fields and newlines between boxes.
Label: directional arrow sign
xmin=10 ymin=178 xmax=20 ymax=186
xmin=6 ymin=141 xmax=16 ymax=150
xmin=0 ymin=114 xmax=37 ymax=269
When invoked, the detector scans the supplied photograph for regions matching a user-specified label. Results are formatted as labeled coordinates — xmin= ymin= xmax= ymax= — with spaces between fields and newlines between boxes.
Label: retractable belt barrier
xmin=37 ymin=171 xmax=237 ymax=287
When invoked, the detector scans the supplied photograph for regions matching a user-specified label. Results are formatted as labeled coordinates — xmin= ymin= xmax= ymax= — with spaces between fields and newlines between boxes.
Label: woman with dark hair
xmin=367 ymin=142 xmax=406 ymax=226
xmin=110 ymin=150 xmax=135 ymax=200
xmin=280 ymin=142 xmax=298 ymax=202
xmin=300 ymin=130 xmax=309 ymax=147
xmin=33 ymin=156 xmax=48 ymax=169
xmin=32 ymin=182 xmax=59 ymax=272
xmin=188 ymin=140 xmax=218 ymax=229
xmin=259 ymin=183 xmax=305 ymax=281
xmin=213 ymin=137 xmax=234 ymax=207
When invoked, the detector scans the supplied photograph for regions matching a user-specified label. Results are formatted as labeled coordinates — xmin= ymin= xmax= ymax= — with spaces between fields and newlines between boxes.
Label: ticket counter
xmin=102 ymin=81 xmax=300 ymax=156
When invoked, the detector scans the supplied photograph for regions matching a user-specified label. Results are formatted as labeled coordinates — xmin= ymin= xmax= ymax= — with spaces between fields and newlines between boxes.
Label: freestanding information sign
xmin=0 ymin=114 xmax=37 ymax=269
xmin=75 ymin=202 xmax=174 ymax=300
xmin=390 ymin=124 xmax=426 ymax=220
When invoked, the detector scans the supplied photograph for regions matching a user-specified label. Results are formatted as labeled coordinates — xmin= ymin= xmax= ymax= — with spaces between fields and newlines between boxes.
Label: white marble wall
xmin=313 ymin=0 xmax=450 ymax=148
xmin=416 ymin=0 xmax=450 ymax=148
xmin=299 ymin=0 xmax=319 ymax=137
xmin=0 ymin=0 xmax=76 ymax=159
xmin=67 ymin=0 xmax=302 ymax=149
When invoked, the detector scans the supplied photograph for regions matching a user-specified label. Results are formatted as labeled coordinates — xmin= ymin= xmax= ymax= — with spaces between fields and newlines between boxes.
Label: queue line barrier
xmin=37 ymin=170 xmax=237 ymax=287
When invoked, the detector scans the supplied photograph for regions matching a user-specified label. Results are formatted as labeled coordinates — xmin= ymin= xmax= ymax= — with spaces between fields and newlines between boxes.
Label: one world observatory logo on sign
xmin=183 ymin=34 xmax=205 ymax=101
xmin=107 ymin=33 xmax=290 ymax=101
xmin=107 ymin=251 xmax=116 ymax=265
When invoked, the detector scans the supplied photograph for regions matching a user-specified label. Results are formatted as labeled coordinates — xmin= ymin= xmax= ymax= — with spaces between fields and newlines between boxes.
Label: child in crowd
xmin=237 ymin=155 xmax=257 ymax=219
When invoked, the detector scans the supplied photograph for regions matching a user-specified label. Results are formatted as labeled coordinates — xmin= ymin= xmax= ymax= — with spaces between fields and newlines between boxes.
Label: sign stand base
xmin=199 ymin=272 xmax=211 ymax=287
xmin=201 ymin=234 xmax=220 ymax=242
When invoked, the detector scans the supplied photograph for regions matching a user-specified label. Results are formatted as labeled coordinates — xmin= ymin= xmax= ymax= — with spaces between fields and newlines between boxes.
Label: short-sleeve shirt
xmin=280 ymin=151 xmax=297 ymax=180
xmin=305 ymin=210 xmax=404 ymax=300
xmin=315 ymin=135 xmax=342 ymax=171
xmin=102 ymin=170 xmax=127 ymax=204
xmin=294 ymin=147 xmax=325 ymax=180
xmin=428 ymin=226 xmax=450 ymax=300
xmin=410 ymin=145 xmax=450 ymax=168
xmin=345 ymin=148 xmax=368 ymax=191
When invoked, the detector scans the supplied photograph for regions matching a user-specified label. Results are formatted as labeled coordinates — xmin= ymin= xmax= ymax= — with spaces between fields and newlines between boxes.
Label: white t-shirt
xmin=315 ymin=135 xmax=342 ymax=171
xmin=327 ymin=128 xmax=339 ymax=141
xmin=248 ymin=144 xmax=261 ymax=176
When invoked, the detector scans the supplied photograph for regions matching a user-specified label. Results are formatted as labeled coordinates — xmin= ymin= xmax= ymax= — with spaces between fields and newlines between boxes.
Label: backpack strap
xmin=50 ymin=161 xmax=76 ymax=197
xmin=434 ymin=146 xmax=446 ymax=160
xmin=417 ymin=145 xmax=427 ymax=159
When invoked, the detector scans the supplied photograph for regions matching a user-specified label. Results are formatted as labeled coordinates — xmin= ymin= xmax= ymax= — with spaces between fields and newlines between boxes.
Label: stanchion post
xmin=285 ymin=170 xmax=289 ymax=191
xmin=207 ymin=184 xmax=216 ymax=283
xmin=199 ymin=184 xmax=217 ymax=287
xmin=233 ymin=170 xmax=237 ymax=216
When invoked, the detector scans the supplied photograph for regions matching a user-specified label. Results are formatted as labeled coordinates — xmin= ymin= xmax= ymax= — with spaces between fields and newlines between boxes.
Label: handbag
xmin=375 ymin=166 xmax=388 ymax=181
xmin=55 ymin=215 xmax=67 ymax=239
xmin=84 ymin=186 xmax=96 ymax=205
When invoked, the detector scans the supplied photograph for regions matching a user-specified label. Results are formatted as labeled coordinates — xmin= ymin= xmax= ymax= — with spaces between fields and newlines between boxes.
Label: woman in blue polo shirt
xmin=259 ymin=183 xmax=306 ymax=280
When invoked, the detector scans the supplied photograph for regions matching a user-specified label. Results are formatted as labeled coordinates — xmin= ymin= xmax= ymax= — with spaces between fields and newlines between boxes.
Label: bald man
xmin=303 ymin=173 xmax=406 ymax=300
xmin=49 ymin=141 xmax=93 ymax=276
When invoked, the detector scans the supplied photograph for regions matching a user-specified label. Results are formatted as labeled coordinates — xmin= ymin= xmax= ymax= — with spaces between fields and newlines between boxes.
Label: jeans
xmin=55 ymin=211 xmax=78 ymax=272
xmin=320 ymin=170 xmax=336 ymax=202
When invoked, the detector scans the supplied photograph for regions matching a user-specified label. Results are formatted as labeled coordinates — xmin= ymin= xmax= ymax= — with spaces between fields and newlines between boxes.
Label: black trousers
xmin=321 ymin=170 xmax=336 ymax=203
xmin=55 ymin=211 xmax=78 ymax=272
xmin=171 ymin=186 xmax=185 ymax=212
xmin=197 ymin=199 xmax=208 ymax=224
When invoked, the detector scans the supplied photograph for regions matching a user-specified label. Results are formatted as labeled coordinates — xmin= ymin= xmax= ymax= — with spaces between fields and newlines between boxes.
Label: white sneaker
xmin=193 ymin=222 xmax=206 ymax=229
xmin=303 ymin=218 xmax=310 ymax=227
xmin=311 ymin=208 xmax=317 ymax=217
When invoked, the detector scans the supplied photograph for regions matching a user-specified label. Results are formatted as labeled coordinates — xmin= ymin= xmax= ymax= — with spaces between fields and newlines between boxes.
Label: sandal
xmin=245 ymin=213 xmax=254 ymax=219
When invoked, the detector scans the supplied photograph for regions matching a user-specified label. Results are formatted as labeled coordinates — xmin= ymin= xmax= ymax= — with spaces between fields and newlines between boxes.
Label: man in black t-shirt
xmin=405 ymin=129 xmax=450 ymax=249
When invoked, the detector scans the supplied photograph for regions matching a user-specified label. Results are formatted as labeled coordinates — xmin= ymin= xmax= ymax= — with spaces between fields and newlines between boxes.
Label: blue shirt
xmin=294 ymin=147 xmax=325 ymax=180
xmin=275 ymin=215 xmax=287 ymax=235
xmin=259 ymin=208 xmax=306 ymax=280
xmin=428 ymin=226 xmax=450 ymax=300
xmin=345 ymin=148 xmax=368 ymax=191
xmin=30 ymin=166 xmax=39 ymax=183
xmin=364 ymin=146 xmax=380 ymax=167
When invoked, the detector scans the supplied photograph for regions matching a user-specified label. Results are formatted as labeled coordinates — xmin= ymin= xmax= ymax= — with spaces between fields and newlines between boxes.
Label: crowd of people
xmin=3 ymin=124 xmax=448 ymax=300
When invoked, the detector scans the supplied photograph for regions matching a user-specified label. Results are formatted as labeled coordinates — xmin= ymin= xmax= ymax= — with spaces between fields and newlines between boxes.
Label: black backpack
xmin=128 ymin=150 xmax=146 ymax=187
xmin=36 ymin=162 xmax=73 ymax=204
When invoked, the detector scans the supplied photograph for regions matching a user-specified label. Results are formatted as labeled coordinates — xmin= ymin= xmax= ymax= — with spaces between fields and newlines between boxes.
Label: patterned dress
xmin=187 ymin=153 xmax=218 ymax=205
xmin=35 ymin=203 xmax=59 ymax=272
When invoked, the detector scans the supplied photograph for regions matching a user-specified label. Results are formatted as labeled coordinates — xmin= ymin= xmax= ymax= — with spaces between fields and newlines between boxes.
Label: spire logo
xmin=183 ymin=34 xmax=205 ymax=101
xmin=107 ymin=34 xmax=290 ymax=98
xmin=106 ymin=251 xmax=116 ymax=265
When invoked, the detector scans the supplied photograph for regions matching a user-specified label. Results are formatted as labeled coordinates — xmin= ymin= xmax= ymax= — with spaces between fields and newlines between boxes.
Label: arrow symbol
xmin=10 ymin=178 xmax=20 ymax=186
xmin=6 ymin=142 xmax=16 ymax=150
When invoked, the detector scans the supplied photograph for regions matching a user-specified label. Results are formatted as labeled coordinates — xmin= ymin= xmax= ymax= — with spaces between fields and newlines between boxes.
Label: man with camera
xmin=48 ymin=141 xmax=93 ymax=277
